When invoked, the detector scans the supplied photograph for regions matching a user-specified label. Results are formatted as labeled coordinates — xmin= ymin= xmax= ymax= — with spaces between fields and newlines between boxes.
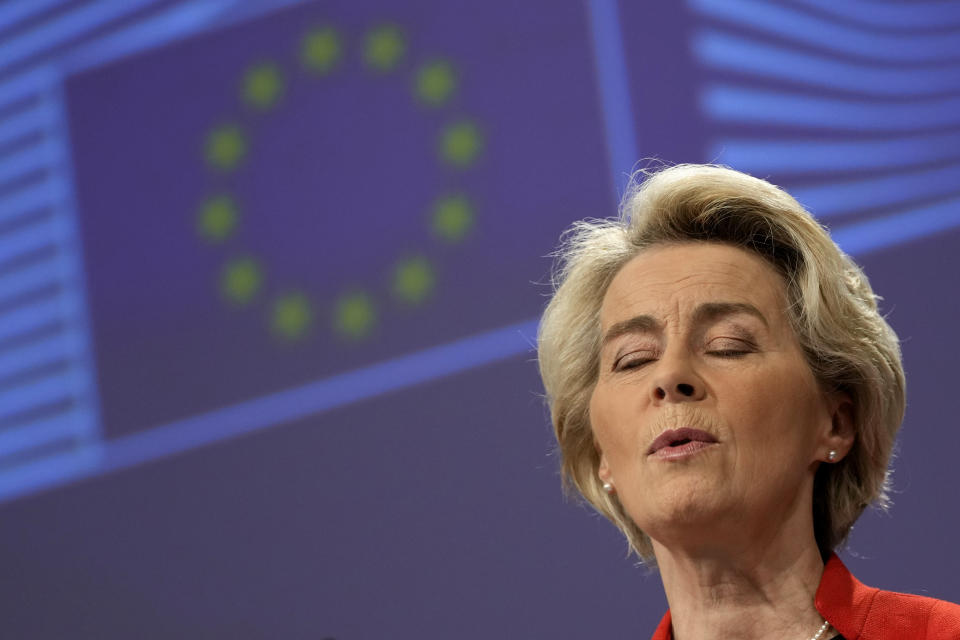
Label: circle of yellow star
xmin=198 ymin=195 xmax=238 ymax=243
xmin=431 ymin=194 xmax=474 ymax=243
xmin=272 ymin=292 xmax=312 ymax=340
xmin=415 ymin=60 xmax=456 ymax=106
xmin=221 ymin=257 xmax=263 ymax=305
xmin=334 ymin=291 xmax=377 ymax=339
xmin=243 ymin=62 xmax=284 ymax=110
xmin=364 ymin=25 xmax=405 ymax=71
xmin=302 ymin=26 xmax=342 ymax=74
xmin=440 ymin=120 xmax=482 ymax=167
xmin=393 ymin=256 xmax=435 ymax=305
xmin=205 ymin=124 xmax=247 ymax=172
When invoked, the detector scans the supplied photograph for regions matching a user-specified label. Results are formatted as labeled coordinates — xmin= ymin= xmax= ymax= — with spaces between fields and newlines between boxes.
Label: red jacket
xmin=651 ymin=554 xmax=960 ymax=639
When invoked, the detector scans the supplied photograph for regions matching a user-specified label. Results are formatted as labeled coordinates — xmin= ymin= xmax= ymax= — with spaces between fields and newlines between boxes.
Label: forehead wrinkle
xmin=600 ymin=243 xmax=788 ymax=338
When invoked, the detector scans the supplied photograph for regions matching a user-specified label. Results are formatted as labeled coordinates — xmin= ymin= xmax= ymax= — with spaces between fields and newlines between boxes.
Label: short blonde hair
xmin=537 ymin=164 xmax=905 ymax=562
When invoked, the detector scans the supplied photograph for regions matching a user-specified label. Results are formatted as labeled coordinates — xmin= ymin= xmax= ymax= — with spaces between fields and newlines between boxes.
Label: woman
xmin=537 ymin=165 xmax=960 ymax=639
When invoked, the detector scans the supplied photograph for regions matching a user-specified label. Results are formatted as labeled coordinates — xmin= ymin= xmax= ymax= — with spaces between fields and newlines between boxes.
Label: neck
xmin=652 ymin=511 xmax=827 ymax=639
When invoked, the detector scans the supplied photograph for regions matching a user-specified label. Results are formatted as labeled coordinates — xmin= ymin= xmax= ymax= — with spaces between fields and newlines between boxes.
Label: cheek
xmin=590 ymin=386 xmax=622 ymax=458
xmin=729 ymin=363 xmax=824 ymax=455
xmin=588 ymin=387 xmax=613 ymax=449
xmin=589 ymin=383 xmax=640 ymax=473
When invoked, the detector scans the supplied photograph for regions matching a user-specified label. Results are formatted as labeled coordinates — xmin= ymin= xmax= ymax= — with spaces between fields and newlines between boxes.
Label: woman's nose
xmin=651 ymin=354 xmax=706 ymax=402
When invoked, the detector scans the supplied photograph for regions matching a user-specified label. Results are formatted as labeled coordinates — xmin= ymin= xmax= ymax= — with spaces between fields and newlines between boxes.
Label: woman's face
xmin=590 ymin=242 xmax=846 ymax=553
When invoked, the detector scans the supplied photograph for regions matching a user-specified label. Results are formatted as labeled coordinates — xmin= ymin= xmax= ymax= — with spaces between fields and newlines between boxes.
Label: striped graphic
xmin=0 ymin=0 xmax=307 ymax=502
xmin=689 ymin=0 xmax=960 ymax=62
xmin=690 ymin=0 xmax=960 ymax=253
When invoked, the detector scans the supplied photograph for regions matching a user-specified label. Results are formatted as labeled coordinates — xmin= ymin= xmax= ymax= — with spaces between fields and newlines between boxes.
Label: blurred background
xmin=1 ymin=0 xmax=959 ymax=637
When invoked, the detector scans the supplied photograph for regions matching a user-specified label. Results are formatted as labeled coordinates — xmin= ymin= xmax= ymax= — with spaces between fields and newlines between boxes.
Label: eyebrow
xmin=601 ymin=301 xmax=768 ymax=347
xmin=601 ymin=315 xmax=660 ymax=347
xmin=693 ymin=301 xmax=769 ymax=329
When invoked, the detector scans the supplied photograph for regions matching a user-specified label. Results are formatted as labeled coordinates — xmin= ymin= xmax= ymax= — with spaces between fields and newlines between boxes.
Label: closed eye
xmin=706 ymin=349 xmax=750 ymax=358
xmin=614 ymin=355 xmax=656 ymax=371
xmin=705 ymin=335 xmax=756 ymax=358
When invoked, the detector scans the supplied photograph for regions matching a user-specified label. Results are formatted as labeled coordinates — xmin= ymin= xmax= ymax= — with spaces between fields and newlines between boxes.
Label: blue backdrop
xmin=1 ymin=1 xmax=959 ymax=637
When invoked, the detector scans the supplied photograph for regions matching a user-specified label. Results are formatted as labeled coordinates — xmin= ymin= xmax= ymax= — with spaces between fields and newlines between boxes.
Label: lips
xmin=647 ymin=428 xmax=718 ymax=455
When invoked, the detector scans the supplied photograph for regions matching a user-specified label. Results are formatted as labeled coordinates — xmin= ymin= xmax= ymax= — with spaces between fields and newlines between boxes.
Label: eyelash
xmin=613 ymin=344 xmax=754 ymax=370
xmin=614 ymin=357 xmax=654 ymax=371
xmin=706 ymin=348 xmax=751 ymax=358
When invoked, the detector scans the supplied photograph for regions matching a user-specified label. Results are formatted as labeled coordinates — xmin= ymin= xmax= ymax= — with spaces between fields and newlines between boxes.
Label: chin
xmin=626 ymin=477 xmax=729 ymax=538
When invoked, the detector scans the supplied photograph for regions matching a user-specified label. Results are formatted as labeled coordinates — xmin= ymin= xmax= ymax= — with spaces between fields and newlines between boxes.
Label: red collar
xmin=814 ymin=552 xmax=879 ymax=640
xmin=650 ymin=554 xmax=872 ymax=640
xmin=651 ymin=609 xmax=672 ymax=640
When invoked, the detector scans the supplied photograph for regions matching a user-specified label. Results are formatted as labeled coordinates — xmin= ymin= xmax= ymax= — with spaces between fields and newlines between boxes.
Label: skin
xmin=590 ymin=242 xmax=854 ymax=640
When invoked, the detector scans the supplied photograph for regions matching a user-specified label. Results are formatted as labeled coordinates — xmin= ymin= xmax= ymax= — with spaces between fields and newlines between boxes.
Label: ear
xmin=597 ymin=449 xmax=612 ymax=483
xmin=820 ymin=391 xmax=855 ymax=463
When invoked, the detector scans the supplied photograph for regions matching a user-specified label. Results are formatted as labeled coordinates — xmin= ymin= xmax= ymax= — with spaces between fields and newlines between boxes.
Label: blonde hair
xmin=537 ymin=164 xmax=905 ymax=563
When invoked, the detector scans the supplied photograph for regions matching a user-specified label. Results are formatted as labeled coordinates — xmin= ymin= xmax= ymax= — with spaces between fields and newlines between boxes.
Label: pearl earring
xmin=827 ymin=450 xmax=837 ymax=462
xmin=602 ymin=481 xmax=614 ymax=494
